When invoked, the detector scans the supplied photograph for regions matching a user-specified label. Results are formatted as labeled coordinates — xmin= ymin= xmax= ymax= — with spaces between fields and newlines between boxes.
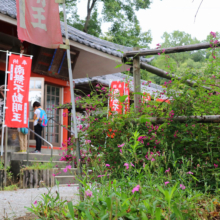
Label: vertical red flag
xmin=109 ymin=81 xmax=124 ymax=115
xmin=5 ymin=54 xmax=32 ymax=128
xmin=16 ymin=0 xmax=63 ymax=49
xmin=124 ymin=83 xmax=130 ymax=114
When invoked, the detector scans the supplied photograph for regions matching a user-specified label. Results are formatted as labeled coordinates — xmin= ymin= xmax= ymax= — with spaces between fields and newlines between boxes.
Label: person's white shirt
xmin=34 ymin=108 xmax=41 ymax=126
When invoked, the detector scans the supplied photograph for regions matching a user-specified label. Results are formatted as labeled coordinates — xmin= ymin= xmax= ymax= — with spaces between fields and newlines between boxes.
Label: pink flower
xmin=120 ymin=149 xmax=122 ymax=153
xmin=68 ymin=184 xmax=71 ymax=187
xmin=97 ymin=175 xmax=105 ymax=177
xmin=143 ymin=163 xmax=145 ymax=168
xmin=165 ymin=168 xmax=170 ymax=173
xmin=131 ymin=162 xmax=135 ymax=167
xmin=106 ymin=164 xmax=110 ymax=167
xmin=85 ymin=140 xmax=91 ymax=144
xmin=187 ymin=171 xmax=193 ymax=175
xmin=85 ymin=190 xmax=93 ymax=198
xmin=165 ymin=181 xmax=169 ymax=186
xmin=52 ymin=174 xmax=56 ymax=177
xmin=34 ymin=201 xmax=37 ymax=205
xmin=210 ymin=31 xmax=217 ymax=38
xmin=63 ymin=165 xmax=71 ymax=173
xmin=87 ymin=94 xmax=90 ymax=97
xmin=162 ymin=49 xmax=165 ymax=53
xmin=213 ymin=56 xmax=216 ymax=59
xmin=192 ymin=124 xmax=195 ymax=127
xmin=180 ymin=184 xmax=186 ymax=190
xmin=124 ymin=163 xmax=129 ymax=170
xmin=132 ymin=185 xmax=140 ymax=193
xmin=118 ymin=143 xmax=125 ymax=148
xmin=151 ymin=158 xmax=155 ymax=162
xmin=158 ymin=53 xmax=161 ymax=55
xmin=214 ymin=164 xmax=218 ymax=168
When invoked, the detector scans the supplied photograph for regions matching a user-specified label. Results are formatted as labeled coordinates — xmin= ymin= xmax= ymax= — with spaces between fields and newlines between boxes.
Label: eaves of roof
xmin=0 ymin=0 xmax=154 ymax=63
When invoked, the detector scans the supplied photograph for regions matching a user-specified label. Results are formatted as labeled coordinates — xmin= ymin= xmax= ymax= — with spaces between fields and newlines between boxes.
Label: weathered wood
xmin=34 ymin=170 xmax=38 ymax=188
xmin=140 ymin=62 xmax=212 ymax=91
xmin=142 ymin=115 xmax=220 ymax=124
xmin=46 ymin=169 xmax=49 ymax=187
xmin=25 ymin=170 xmax=29 ymax=188
xmin=43 ymin=170 xmax=46 ymax=187
xmin=124 ymin=42 xmax=219 ymax=57
xmin=133 ymin=47 xmax=141 ymax=113
xmin=30 ymin=170 xmax=34 ymax=188
xmin=0 ymin=170 xmax=3 ymax=190
xmin=20 ymin=170 xmax=23 ymax=189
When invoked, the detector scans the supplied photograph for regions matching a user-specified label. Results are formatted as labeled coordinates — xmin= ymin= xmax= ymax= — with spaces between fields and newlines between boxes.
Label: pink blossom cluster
xmin=85 ymin=190 xmax=93 ymax=198
xmin=137 ymin=136 xmax=147 ymax=144
xmin=180 ymin=184 xmax=186 ymax=190
xmin=132 ymin=185 xmax=140 ymax=193
xmin=214 ymin=164 xmax=218 ymax=168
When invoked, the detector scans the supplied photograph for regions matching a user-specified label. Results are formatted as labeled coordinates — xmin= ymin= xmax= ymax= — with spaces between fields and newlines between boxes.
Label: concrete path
xmin=0 ymin=186 xmax=79 ymax=220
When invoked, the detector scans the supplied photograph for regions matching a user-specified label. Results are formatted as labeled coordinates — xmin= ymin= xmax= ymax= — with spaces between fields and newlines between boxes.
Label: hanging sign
xmin=16 ymin=0 xmax=63 ymax=49
xmin=124 ymin=83 xmax=130 ymax=114
xmin=5 ymin=54 xmax=32 ymax=128
xmin=109 ymin=81 xmax=125 ymax=115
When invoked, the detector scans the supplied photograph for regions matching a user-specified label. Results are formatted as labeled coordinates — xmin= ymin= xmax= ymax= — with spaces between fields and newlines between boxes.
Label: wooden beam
xmin=133 ymin=47 xmax=141 ymax=113
xmin=140 ymin=62 xmax=212 ymax=91
xmin=142 ymin=115 xmax=220 ymax=124
xmin=123 ymin=42 xmax=218 ymax=57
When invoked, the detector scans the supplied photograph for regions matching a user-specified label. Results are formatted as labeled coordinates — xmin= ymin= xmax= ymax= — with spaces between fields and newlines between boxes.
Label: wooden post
xmin=133 ymin=47 xmax=141 ymax=113
xmin=4 ymin=126 xmax=8 ymax=188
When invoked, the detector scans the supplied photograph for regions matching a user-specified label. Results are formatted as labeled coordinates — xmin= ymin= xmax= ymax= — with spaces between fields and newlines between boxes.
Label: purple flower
xmin=124 ymin=163 xmax=129 ymax=170
xmin=132 ymin=185 xmax=140 ymax=193
xmin=118 ymin=143 xmax=125 ymax=148
xmin=165 ymin=168 xmax=170 ymax=173
xmin=187 ymin=171 xmax=193 ymax=175
xmin=131 ymin=162 xmax=135 ymax=167
xmin=34 ymin=201 xmax=37 ymax=205
xmin=180 ymin=184 xmax=186 ymax=190
xmin=120 ymin=149 xmax=122 ymax=153
xmin=214 ymin=164 xmax=218 ymax=168
xmin=106 ymin=164 xmax=110 ymax=167
xmin=165 ymin=181 xmax=169 ymax=186
xmin=88 ymin=94 xmax=90 ymax=97
xmin=85 ymin=190 xmax=92 ymax=198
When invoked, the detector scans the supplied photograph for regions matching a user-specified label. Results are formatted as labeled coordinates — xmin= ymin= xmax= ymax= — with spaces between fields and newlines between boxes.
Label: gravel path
xmin=0 ymin=186 xmax=79 ymax=220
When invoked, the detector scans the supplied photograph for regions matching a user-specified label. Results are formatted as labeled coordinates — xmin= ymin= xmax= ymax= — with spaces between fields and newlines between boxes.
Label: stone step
xmin=22 ymin=160 xmax=69 ymax=168
xmin=11 ymin=152 xmax=61 ymax=161
xmin=55 ymin=176 xmax=77 ymax=185
xmin=53 ymin=168 xmax=78 ymax=176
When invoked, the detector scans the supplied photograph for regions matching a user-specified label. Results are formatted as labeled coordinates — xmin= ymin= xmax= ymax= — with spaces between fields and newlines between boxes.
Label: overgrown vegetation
xmin=27 ymin=33 xmax=220 ymax=219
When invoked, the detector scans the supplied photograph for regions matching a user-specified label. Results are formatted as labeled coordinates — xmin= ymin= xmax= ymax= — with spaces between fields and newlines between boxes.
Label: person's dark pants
xmin=34 ymin=124 xmax=43 ymax=152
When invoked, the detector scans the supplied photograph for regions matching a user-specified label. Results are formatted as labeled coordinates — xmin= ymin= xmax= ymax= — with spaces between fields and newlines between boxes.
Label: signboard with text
xmin=5 ymin=54 xmax=32 ymax=128
xmin=16 ymin=0 xmax=63 ymax=49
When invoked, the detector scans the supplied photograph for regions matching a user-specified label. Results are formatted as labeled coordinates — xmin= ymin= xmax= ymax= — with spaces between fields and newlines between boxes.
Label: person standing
xmin=17 ymin=128 xmax=27 ymax=153
xmin=33 ymin=101 xmax=43 ymax=153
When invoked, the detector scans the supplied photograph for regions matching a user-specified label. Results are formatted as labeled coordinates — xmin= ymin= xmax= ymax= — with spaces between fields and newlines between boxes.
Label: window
xmin=45 ymin=85 xmax=61 ymax=146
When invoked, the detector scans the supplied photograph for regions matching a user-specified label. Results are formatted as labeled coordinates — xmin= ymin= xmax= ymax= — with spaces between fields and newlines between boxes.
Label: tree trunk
xmin=83 ymin=0 xmax=97 ymax=33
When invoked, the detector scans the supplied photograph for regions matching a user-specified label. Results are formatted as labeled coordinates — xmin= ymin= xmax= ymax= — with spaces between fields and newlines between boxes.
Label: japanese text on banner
xmin=5 ymin=54 xmax=32 ymax=128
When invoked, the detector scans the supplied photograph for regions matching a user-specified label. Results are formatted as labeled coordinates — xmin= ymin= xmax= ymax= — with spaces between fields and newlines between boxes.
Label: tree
xmin=64 ymin=0 xmax=153 ymax=34
xmin=102 ymin=17 xmax=152 ymax=48
xmin=161 ymin=31 xmax=201 ymax=67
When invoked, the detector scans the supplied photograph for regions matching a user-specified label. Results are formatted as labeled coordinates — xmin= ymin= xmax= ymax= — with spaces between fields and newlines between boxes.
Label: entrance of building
xmin=45 ymin=85 xmax=61 ymax=147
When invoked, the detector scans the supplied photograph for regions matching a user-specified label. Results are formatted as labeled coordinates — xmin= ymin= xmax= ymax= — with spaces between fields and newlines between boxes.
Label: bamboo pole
xmin=139 ymin=115 xmax=220 ymax=124
xmin=133 ymin=48 xmax=141 ymax=113
xmin=123 ymin=42 xmax=218 ymax=57
xmin=140 ymin=62 xmax=212 ymax=91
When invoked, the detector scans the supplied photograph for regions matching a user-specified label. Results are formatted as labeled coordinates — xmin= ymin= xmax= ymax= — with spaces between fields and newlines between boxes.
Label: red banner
xmin=124 ymin=83 xmax=130 ymax=114
xmin=109 ymin=81 xmax=125 ymax=114
xmin=5 ymin=54 xmax=32 ymax=128
xmin=16 ymin=0 xmax=63 ymax=49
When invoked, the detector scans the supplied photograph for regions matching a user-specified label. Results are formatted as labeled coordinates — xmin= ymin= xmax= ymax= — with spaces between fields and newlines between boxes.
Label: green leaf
xmin=133 ymin=92 xmax=143 ymax=96
xmin=119 ymin=95 xmax=128 ymax=103
xmin=106 ymin=197 xmax=111 ymax=210
xmin=155 ymin=208 xmax=162 ymax=220
xmin=115 ymin=64 xmax=123 ymax=68
xmin=141 ymin=212 xmax=149 ymax=220
xmin=67 ymin=202 xmax=76 ymax=220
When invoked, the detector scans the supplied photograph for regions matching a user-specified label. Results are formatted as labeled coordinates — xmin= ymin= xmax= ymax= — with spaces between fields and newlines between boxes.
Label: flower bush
xmin=29 ymin=33 xmax=220 ymax=219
